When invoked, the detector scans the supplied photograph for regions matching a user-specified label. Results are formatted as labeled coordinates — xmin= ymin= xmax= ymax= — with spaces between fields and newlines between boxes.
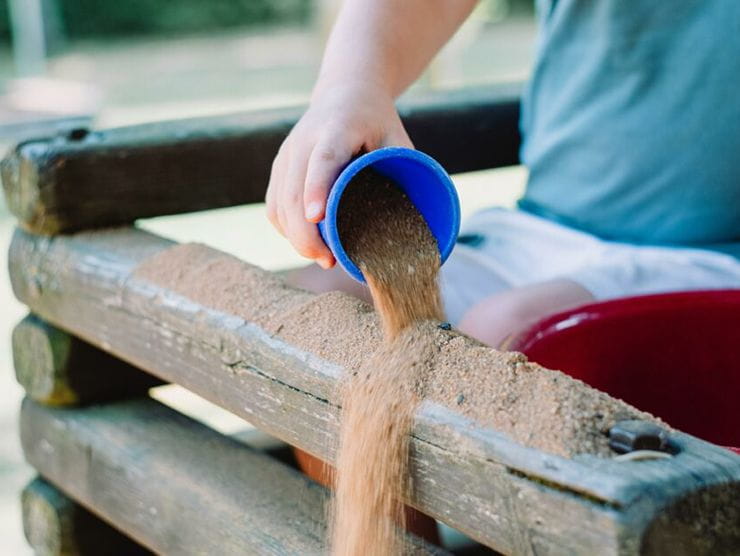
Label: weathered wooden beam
xmin=230 ymin=427 xmax=297 ymax=468
xmin=22 ymin=476 xmax=149 ymax=555
xmin=13 ymin=313 xmax=162 ymax=406
xmin=0 ymin=84 xmax=521 ymax=234
xmin=9 ymin=227 xmax=740 ymax=555
xmin=20 ymin=397 xmax=444 ymax=555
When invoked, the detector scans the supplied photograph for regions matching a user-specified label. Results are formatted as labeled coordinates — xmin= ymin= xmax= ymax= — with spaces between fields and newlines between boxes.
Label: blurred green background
xmin=0 ymin=0 xmax=534 ymax=46
xmin=0 ymin=0 xmax=312 ymax=44
xmin=0 ymin=1 xmax=534 ymax=553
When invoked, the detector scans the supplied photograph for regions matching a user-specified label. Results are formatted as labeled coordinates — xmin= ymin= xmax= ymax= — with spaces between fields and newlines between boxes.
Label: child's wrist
xmin=312 ymin=69 xmax=395 ymax=104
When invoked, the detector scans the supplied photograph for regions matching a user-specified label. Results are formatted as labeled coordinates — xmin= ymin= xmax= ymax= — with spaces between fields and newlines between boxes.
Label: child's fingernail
xmin=306 ymin=202 xmax=323 ymax=221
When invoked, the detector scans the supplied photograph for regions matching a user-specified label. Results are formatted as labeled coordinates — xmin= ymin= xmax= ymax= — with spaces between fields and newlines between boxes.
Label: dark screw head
xmin=67 ymin=127 xmax=90 ymax=141
xmin=609 ymin=420 xmax=674 ymax=455
xmin=438 ymin=322 xmax=452 ymax=331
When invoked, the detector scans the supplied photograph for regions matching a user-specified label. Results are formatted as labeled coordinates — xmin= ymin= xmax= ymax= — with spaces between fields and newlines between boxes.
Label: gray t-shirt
xmin=519 ymin=0 xmax=740 ymax=258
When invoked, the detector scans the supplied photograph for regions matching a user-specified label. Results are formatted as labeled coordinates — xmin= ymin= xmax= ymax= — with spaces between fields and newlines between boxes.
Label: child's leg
xmin=458 ymin=279 xmax=594 ymax=348
xmin=286 ymin=263 xmax=594 ymax=348
xmin=285 ymin=263 xmax=372 ymax=303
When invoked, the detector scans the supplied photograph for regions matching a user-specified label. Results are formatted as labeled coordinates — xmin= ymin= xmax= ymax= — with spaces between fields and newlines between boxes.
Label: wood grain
xmin=21 ymin=397 xmax=328 ymax=555
xmin=21 ymin=476 xmax=149 ymax=555
xmin=13 ymin=313 xmax=162 ymax=406
xmin=1 ymin=84 xmax=521 ymax=235
xmin=9 ymin=227 xmax=740 ymax=554
xmin=21 ymin=397 xmax=445 ymax=555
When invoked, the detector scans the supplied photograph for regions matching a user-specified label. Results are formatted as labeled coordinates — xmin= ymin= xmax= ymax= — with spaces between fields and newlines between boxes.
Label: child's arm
xmin=266 ymin=0 xmax=477 ymax=268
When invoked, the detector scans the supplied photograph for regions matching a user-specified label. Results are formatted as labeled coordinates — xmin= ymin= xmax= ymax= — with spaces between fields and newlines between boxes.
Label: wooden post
xmin=22 ymin=476 xmax=149 ymax=555
xmin=0 ymin=84 xmax=521 ymax=234
xmin=12 ymin=314 xmax=162 ymax=406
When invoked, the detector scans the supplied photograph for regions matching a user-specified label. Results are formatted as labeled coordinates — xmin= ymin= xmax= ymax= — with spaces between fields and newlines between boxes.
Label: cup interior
xmin=321 ymin=147 xmax=460 ymax=283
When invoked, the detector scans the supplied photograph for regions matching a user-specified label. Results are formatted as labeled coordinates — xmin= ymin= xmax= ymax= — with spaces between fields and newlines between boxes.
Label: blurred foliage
xmin=57 ymin=0 xmax=312 ymax=37
xmin=0 ymin=0 xmax=534 ymax=47
xmin=0 ymin=0 xmax=311 ymax=45
xmin=0 ymin=1 xmax=9 ymax=44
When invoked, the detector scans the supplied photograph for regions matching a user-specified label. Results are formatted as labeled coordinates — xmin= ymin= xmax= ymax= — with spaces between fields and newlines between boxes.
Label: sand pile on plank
xmin=134 ymin=239 xmax=656 ymax=460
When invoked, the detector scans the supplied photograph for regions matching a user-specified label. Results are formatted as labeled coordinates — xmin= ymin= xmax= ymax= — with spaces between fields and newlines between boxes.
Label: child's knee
xmin=458 ymin=293 xmax=534 ymax=348
xmin=285 ymin=264 xmax=371 ymax=302
xmin=457 ymin=280 xmax=594 ymax=349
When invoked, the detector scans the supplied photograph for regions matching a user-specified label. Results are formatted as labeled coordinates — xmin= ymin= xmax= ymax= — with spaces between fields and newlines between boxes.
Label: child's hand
xmin=265 ymin=83 xmax=413 ymax=269
xmin=265 ymin=0 xmax=476 ymax=268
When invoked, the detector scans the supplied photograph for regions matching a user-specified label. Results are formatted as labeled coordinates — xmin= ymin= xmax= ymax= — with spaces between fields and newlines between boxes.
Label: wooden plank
xmin=639 ymin=480 xmax=740 ymax=555
xmin=0 ymin=84 xmax=521 ymax=234
xmin=21 ymin=397 xmax=445 ymax=555
xmin=13 ymin=313 xmax=162 ymax=406
xmin=9 ymin=227 xmax=740 ymax=554
xmin=230 ymin=427 xmax=297 ymax=468
xmin=20 ymin=397 xmax=327 ymax=555
xmin=21 ymin=476 xmax=150 ymax=555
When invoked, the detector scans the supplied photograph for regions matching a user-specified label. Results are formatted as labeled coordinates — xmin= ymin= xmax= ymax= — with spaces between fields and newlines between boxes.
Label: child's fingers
xmin=382 ymin=124 xmax=414 ymax=149
xmin=267 ymin=108 xmax=407 ymax=268
xmin=281 ymin=143 xmax=335 ymax=268
xmin=265 ymin=144 xmax=287 ymax=236
xmin=304 ymin=137 xmax=355 ymax=223
xmin=286 ymin=202 xmax=336 ymax=269
xmin=279 ymin=140 xmax=309 ymax=241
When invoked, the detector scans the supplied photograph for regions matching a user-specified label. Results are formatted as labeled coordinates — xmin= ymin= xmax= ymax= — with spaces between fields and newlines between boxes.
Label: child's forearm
xmin=314 ymin=0 xmax=478 ymax=100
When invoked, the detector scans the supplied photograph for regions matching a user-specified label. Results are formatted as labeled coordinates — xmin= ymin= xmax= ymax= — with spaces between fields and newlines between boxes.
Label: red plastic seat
xmin=509 ymin=290 xmax=740 ymax=453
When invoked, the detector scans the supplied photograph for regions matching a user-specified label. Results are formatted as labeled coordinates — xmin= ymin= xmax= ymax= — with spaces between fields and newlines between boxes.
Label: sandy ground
xmin=0 ymin=15 xmax=534 ymax=553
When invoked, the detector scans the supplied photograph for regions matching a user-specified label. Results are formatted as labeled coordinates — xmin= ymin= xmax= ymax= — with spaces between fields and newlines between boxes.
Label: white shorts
xmin=440 ymin=208 xmax=740 ymax=324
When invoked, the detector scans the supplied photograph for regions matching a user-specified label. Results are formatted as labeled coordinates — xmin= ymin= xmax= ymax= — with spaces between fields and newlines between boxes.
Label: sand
xmin=337 ymin=169 xmax=444 ymax=337
xmin=134 ymin=192 xmax=658 ymax=465
xmin=134 ymin=241 xmax=657 ymax=460
xmin=328 ymin=169 xmax=445 ymax=554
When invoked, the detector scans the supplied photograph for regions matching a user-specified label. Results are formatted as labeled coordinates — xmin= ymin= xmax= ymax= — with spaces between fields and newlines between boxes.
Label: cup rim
xmin=322 ymin=146 xmax=460 ymax=283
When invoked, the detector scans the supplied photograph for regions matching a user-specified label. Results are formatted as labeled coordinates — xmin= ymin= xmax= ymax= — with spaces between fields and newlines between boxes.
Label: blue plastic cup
xmin=318 ymin=146 xmax=460 ymax=283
